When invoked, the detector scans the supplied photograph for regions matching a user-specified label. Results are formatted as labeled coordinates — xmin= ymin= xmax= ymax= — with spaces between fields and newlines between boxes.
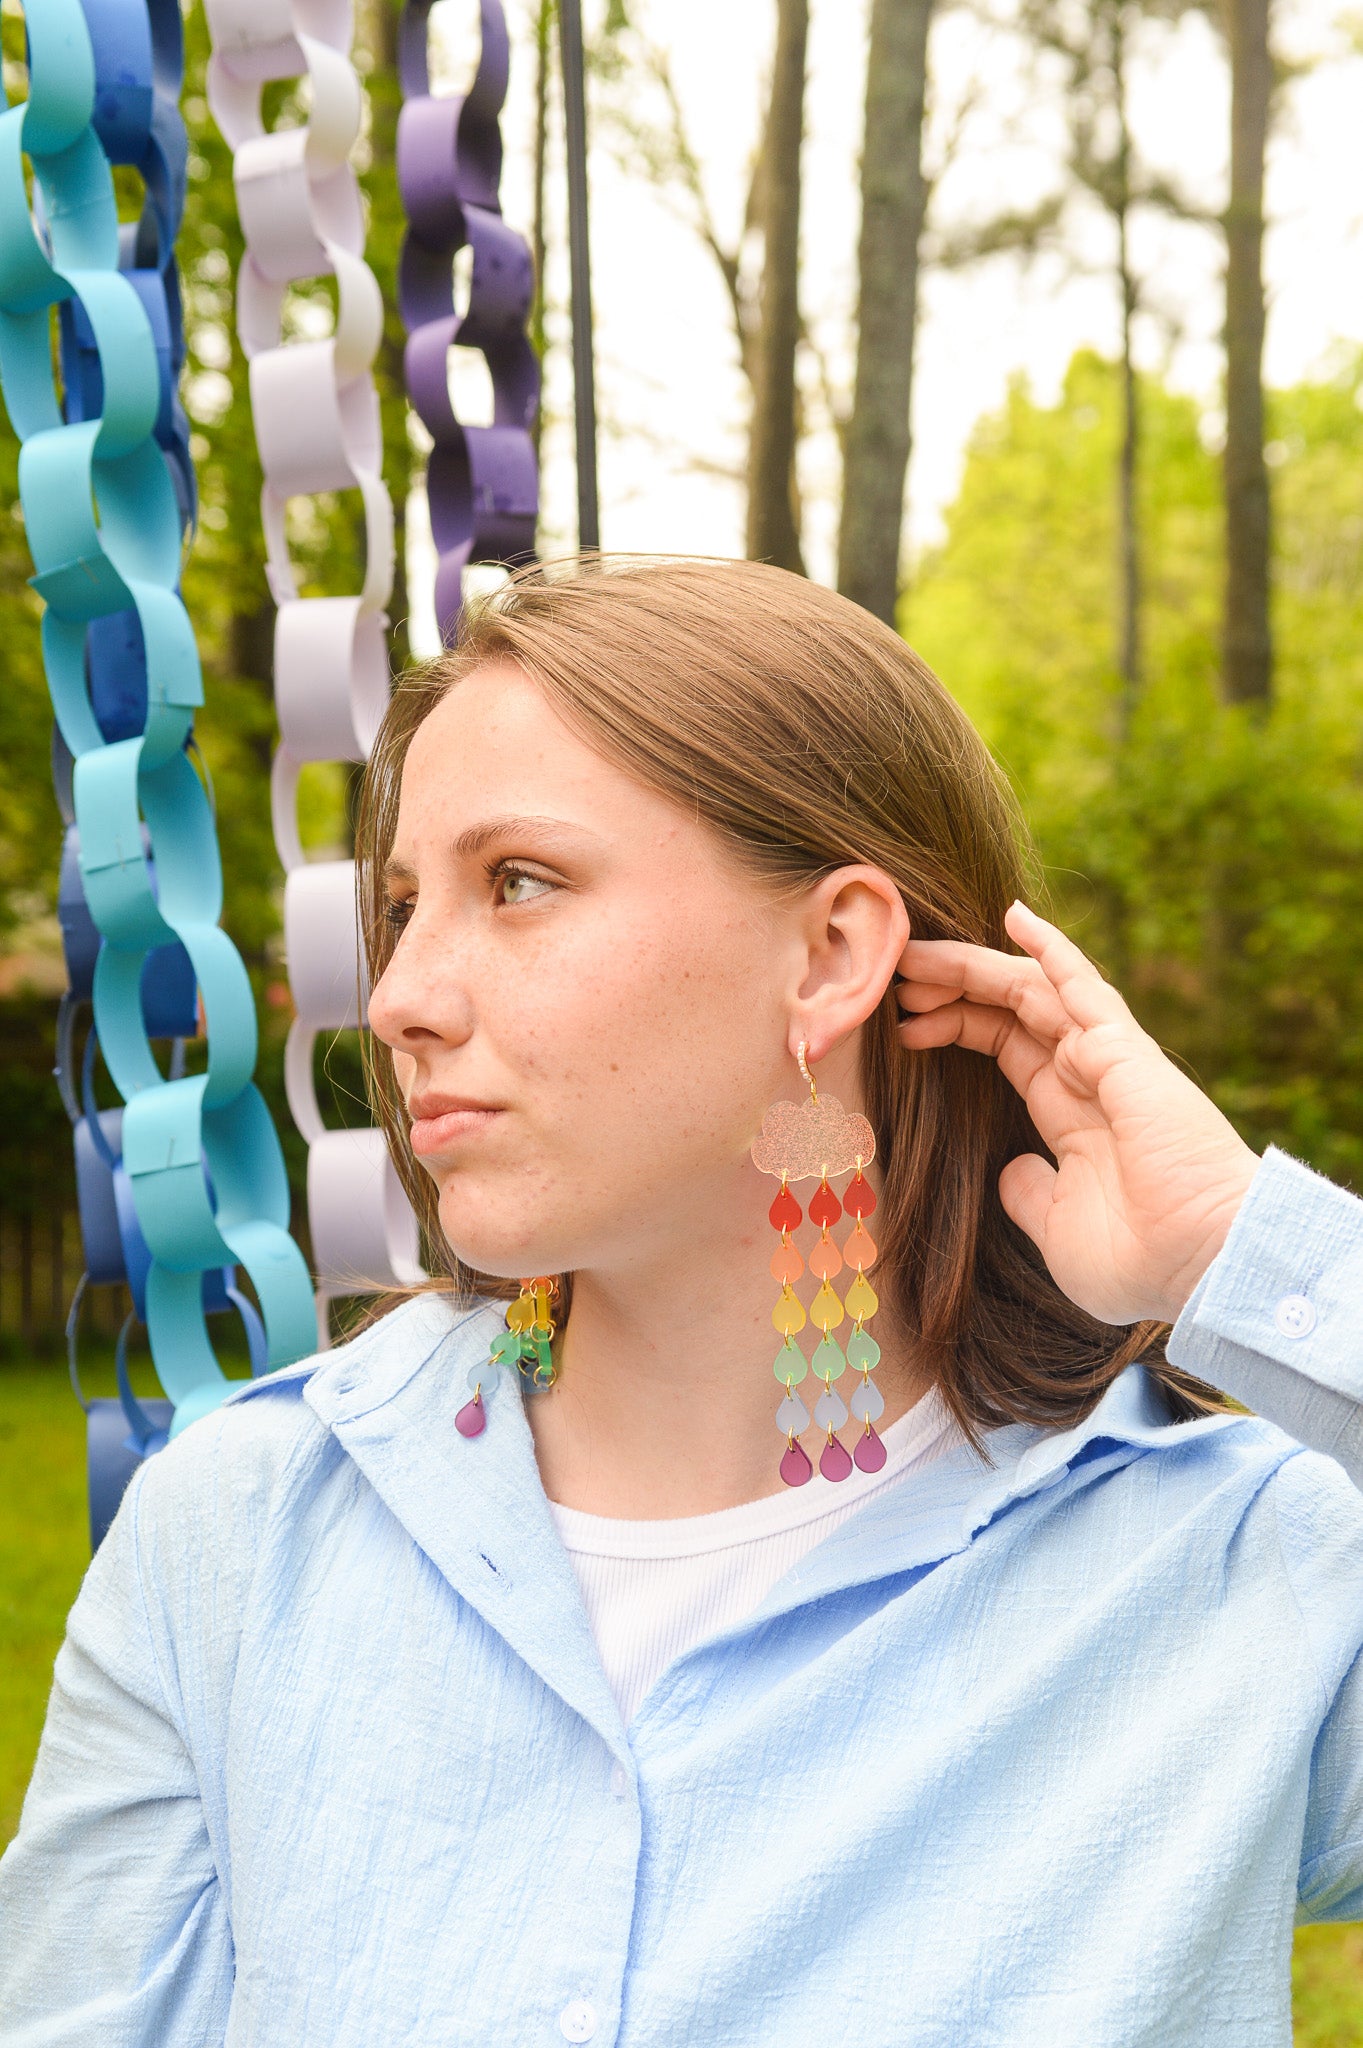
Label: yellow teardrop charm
xmin=844 ymin=1272 xmax=879 ymax=1322
xmin=772 ymin=1285 xmax=807 ymax=1336
xmin=810 ymin=1279 xmax=845 ymax=1332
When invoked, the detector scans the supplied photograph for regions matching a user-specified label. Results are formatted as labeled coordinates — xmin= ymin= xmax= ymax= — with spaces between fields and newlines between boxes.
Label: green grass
xmin=2 ymin=1361 xmax=1361 ymax=2033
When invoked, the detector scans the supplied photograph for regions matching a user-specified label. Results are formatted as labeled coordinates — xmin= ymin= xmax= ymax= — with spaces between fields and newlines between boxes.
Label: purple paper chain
xmin=397 ymin=0 xmax=540 ymax=638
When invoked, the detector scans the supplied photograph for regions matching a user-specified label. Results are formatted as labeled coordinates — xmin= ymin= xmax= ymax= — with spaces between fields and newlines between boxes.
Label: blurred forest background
xmin=2 ymin=0 xmax=1363 ymax=2021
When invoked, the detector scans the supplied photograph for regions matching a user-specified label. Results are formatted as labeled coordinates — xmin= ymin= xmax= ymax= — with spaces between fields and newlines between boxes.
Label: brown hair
xmin=356 ymin=554 xmax=1220 ymax=1441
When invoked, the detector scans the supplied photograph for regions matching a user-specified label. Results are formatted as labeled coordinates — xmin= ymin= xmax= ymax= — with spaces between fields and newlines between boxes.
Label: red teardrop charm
xmin=853 ymin=1424 xmax=887 ymax=1473
xmin=845 ymin=1172 xmax=877 ymax=1219
xmin=819 ymin=1434 xmax=854 ymax=1482
xmin=455 ymin=1393 xmax=487 ymax=1438
xmin=779 ymin=1440 xmax=814 ymax=1487
xmin=807 ymin=1178 xmax=842 ymax=1229
xmin=769 ymin=1185 xmax=803 ymax=1232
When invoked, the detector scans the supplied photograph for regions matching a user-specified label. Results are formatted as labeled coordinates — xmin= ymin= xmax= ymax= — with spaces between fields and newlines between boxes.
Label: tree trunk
xmin=836 ymin=0 xmax=933 ymax=624
xmin=745 ymin=0 xmax=808 ymax=574
xmin=1221 ymin=0 xmax=1272 ymax=707
xmin=1112 ymin=9 xmax=1140 ymax=727
xmin=1117 ymin=228 xmax=1140 ymax=722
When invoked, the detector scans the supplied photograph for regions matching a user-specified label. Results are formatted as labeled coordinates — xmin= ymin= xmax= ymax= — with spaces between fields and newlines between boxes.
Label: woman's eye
xmin=383 ymin=898 xmax=414 ymax=931
xmin=497 ymin=866 xmax=554 ymax=907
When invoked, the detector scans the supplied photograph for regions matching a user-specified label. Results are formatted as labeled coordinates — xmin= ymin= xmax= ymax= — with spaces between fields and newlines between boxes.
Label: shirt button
xmin=1275 ymin=1293 xmax=1317 ymax=1339
xmin=559 ymin=2000 xmax=597 ymax=2041
xmin=610 ymin=1762 xmax=628 ymax=1799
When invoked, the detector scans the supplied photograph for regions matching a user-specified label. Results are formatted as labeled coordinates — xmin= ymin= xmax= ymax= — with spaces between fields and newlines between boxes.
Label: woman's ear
xmin=790 ymin=866 xmax=911 ymax=1067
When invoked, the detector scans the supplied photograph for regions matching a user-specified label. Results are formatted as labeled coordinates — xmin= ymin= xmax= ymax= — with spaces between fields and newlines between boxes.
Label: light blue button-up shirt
xmin=3 ymin=1145 xmax=1363 ymax=2044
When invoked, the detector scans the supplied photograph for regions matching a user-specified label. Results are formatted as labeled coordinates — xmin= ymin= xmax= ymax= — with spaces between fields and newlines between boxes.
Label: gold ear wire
xmin=796 ymin=1040 xmax=818 ymax=1103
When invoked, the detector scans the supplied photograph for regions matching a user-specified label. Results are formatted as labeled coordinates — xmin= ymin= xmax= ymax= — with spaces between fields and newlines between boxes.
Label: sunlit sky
xmin=407 ymin=0 xmax=1363 ymax=653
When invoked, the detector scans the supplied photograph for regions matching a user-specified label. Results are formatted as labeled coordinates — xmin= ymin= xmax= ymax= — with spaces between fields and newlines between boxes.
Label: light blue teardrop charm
xmin=813 ymin=1388 xmax=848 ymax=1430
xmin=850 ymin=1376 xmax=885 ymax=1423
xmin=776 ymin=1393 xmax=810 ymax=1436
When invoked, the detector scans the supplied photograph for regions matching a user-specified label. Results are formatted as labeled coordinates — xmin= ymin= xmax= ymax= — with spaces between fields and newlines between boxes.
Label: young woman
xmin=2 ymin=556 xmax=1361 ymax=2046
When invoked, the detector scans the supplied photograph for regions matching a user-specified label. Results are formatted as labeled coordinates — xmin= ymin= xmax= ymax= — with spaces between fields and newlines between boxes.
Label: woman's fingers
xmin=898 ymin=904 xmax=1136 ymax=1043
xmin=897 ymin=946 xmax=1070 ymax=1045
xmin=996 ymin=1151 xmax=1058 ymax=1251
xmin=1002 ymin=902 xmax=1135 ymax=1034
xmin=897 ymin=996 xmax=1059 ymax=1103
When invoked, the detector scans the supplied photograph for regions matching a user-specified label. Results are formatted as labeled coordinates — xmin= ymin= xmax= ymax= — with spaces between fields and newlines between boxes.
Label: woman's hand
xmin=896 ymin=901 xmax=1260 ymax=1326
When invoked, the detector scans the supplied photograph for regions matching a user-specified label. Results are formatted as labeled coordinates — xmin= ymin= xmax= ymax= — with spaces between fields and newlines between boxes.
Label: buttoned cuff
xmin=1169 ymin=1145 xmax=1363 ymax=1410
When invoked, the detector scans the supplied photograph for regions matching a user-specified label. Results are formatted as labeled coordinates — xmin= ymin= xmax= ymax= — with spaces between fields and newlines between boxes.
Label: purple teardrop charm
xmin=854 ymin=1424 xmax=887 ymax=1473
xmin=780 ymin=1440 xmax=814 ymax=1487
xmin=819 ymin=1434 xmax=854 ymax=1483
xmin=455 ymin=1392 xmax=487 ymax=1438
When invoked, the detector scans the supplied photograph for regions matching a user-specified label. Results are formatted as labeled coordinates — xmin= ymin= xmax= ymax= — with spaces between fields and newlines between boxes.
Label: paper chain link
xmin=203 ymin=0 xmax=424 ymax=1305
xmin=0 ymin=0 xmax=317 ymax=1435
xmin=397 ymin=0 xmax=539 ymax=640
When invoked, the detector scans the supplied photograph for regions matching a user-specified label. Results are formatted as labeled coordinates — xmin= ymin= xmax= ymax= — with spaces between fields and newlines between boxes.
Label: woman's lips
xmin=408 ymin=1107 xmax=503 ymax=1157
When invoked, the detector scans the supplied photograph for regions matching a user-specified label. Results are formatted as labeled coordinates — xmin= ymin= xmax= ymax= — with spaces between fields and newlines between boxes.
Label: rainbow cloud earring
xmin=456 ymin=1276 xmax=560 ymax=1437
xmin=751 ymin=1044 xmax=884 ymax=1487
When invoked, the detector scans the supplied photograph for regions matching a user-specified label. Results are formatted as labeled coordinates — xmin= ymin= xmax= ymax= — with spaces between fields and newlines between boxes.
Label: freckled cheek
xmin=481 ymin=921 xmax=667 ymax=1075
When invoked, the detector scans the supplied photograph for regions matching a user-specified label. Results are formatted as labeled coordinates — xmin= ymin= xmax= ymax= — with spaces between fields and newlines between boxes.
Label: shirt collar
xmin=291 ymin=1297 xmax=1243 ymax=1751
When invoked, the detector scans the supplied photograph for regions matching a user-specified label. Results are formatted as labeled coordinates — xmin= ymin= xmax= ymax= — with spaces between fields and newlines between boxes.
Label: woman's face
xmin=367 ymin=661 xmax=806 ymax=1280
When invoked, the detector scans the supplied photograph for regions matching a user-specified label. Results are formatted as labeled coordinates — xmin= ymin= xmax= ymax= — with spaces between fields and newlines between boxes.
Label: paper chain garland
xmin=203 ymin=0 xmax=423 ymax=1310
xmin=0 ymin=0 xmax=542 ymax=1534
xmin=0 ymin=0 xmax=317 ymax=1452
xmin=397 ymin=0 xmax=539 ymax=639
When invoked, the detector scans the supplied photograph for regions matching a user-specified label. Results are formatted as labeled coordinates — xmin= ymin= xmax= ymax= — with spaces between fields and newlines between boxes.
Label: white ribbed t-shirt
xmin=548 ymin=1392 xmax=954 ymax=1724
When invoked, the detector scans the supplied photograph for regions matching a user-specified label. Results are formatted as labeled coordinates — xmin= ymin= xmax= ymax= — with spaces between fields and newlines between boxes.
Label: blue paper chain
xmin=0 ymin=0 xmax=316 ymax=1441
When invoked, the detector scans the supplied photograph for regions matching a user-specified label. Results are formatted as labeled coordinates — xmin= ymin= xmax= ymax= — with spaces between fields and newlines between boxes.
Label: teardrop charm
xmin=845 ymin=1171 xmax=877 ymax=1219
xmin=770 ymin=1239 xmax=804 ymax=1284
xmin=808 ymin=1178 xmax=843 ymax=1229
xmin=772 ymin=1337 xmax=809 ymax=1385
xmin=810 ymin=1333 xmax=846 ymax=1383
xmin=810 ymin=1279 xmax=845 ymax=1332
xmin=843 ymin=1220 xmax=878 ymax=1272
xmin=769 ymin=1185 xmax=803 ymax=1232
xmin=850 ymin=1375 xmax=885 ymax=1423
xmin=776 ymin=1393 xmax=810 ymax=1435
xmin=819 ymin=1434 xmax=854 ymax=1482
xmin=813 ymin=1388 xmax=849 ymax=1431
xmin=844 ymin=1272 xmax=879 ymax=1322
xmin=846 ymin=1327 xmax=882 ymax=1373
xmin=854 ymin=1424 xmax=888 ymax=1473
xmin=455 ymin=1392 xmax=487 ymax=1438
xmin=807 ymin=1232 xmax=844 ymax=1280
xmin=772 ymin=1285 xmax=807 ymax=1336
xmin=780 ymin=1439 xmax=814 ymax=1487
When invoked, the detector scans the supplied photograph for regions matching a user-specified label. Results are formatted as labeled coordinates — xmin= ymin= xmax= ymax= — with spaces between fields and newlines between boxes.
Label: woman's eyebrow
xmin=448 ymin=815 xmax=602 ymax=861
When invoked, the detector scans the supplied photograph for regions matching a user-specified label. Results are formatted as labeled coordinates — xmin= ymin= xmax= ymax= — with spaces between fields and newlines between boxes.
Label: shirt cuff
xmin=1168 ymin=1145 xmax=1363 ymax=1406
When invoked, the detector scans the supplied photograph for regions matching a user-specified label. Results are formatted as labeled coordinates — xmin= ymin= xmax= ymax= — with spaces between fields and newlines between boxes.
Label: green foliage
xmin=906 ymin=348 xmax=1363 ymax=1190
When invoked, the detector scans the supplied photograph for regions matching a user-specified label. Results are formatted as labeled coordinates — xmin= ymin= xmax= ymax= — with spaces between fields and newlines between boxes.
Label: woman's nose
xmin=367 ymin=913 xmax=473 ymax=1055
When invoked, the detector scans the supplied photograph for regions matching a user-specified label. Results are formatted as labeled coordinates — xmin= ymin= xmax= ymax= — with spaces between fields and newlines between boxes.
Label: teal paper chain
xmin=0 ymin=0 xmax=315 ymax=1430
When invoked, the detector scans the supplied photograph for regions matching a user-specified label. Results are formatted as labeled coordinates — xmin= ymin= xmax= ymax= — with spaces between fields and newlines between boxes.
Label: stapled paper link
xmin=396 ymin=0 xmax=539 ymax=641
xmin=206 ymin=0 xmax=418 ymax=1301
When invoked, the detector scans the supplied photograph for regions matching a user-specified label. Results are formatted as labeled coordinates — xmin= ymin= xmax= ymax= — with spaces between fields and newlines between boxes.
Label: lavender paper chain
xmin=397 ymin=0 xmax=540 ymax=639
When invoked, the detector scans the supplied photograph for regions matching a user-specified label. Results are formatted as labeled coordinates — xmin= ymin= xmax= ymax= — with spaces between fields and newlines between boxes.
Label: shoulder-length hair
xmin=354 ymin=554 xmax=1219 ymax=1440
